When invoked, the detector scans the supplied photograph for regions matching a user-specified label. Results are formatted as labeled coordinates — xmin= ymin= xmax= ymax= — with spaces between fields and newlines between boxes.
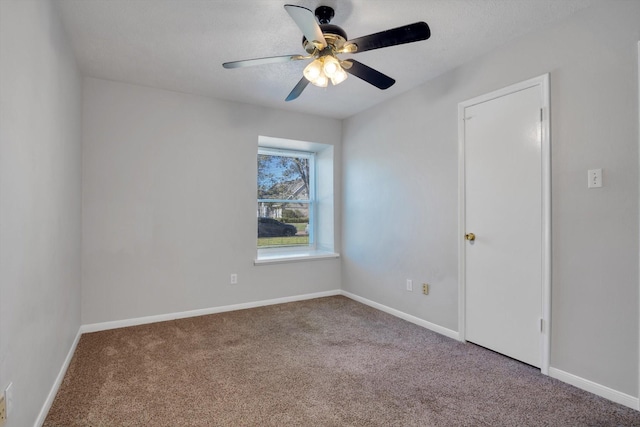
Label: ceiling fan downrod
xmin=315 ymin=6 xmax=335 ymax=24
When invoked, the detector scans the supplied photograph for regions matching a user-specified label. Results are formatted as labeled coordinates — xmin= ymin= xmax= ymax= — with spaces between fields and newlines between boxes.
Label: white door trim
xmin=637 ymin=40 xmax=640 ymax=410
xmin=457 ymin=74 xmax=551 ymax=374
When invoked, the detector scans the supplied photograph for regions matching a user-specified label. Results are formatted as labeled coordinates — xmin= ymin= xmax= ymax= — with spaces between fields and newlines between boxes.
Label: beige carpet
xmin=44 ymin=296 xmax=640 ymax=426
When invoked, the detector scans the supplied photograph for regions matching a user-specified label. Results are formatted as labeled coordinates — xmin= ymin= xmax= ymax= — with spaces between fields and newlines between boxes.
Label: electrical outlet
xmin=230 ymin=274 xmax=238 ymax=285
xmin=587 ymin=168 xmax=602 ymax=188
xmin=422 ymin=283 xmax=429 ymax=295
xmin=0 ymin=393 xmax=6 ymax=426
xmin=406 ymin=279 xmax=413 ymax=291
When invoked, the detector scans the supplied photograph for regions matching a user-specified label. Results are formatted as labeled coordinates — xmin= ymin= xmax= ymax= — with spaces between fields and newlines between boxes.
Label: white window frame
xmin=257 ymin=147 xmax=316 ymax=251
xmin=255 ymin=136 xmax=339 ymax=265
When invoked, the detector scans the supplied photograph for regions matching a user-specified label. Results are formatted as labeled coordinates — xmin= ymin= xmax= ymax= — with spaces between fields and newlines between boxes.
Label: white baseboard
xmin=34 ymin=327 xmax=82 ymax=427
xmin=80 ymin=289 xmax=342 ymax=333
xmin=548 ymin=367 xmax=639 ymax=410
xmin=340 ymin=290 xmax=460 ymax=341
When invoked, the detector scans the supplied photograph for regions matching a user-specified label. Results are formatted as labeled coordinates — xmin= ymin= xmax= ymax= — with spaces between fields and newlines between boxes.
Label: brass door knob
xmin=465 ymin=233 xmax=475 ymax=241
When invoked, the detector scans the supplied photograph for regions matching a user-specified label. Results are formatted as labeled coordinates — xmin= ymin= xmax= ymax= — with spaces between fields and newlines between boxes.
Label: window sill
xmin=254 ymin=250 xmax=340 ymax=266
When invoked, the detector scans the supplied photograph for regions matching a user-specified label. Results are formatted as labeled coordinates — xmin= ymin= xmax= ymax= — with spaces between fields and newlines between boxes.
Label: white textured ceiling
xmin=55 ymin=0 xmax=599 ymax=119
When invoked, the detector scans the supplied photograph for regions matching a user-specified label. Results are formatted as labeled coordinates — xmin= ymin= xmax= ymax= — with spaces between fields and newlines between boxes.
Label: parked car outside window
xmin=258 ymin=217 xmax=298 ymax=237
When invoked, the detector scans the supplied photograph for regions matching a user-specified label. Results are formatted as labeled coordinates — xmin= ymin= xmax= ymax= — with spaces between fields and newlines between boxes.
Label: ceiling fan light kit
xmin=303 ymin=55 xmax=348 ymax=87
xmin=222 ymin=4 xmax=431 ymax=101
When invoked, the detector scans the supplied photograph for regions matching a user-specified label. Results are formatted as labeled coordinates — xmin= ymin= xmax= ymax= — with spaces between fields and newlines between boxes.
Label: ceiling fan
xmin=222 ymin=4 xmax=431 ymax=101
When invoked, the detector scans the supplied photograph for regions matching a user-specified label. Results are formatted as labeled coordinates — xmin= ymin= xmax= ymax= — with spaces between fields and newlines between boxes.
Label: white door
xmin=461 ymin=78 xmax=548 ymax=368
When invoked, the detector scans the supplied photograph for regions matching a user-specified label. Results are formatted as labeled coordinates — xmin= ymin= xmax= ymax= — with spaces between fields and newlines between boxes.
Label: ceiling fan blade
xmin=346 ymin=22 xmax=430 ymax=53
xmin=343 ymin=60 xmax=395 ymax=90
xmin=284 ymin=4 xmax=327 ymax=50
xmin=223 ymin=54 xmax=307 ymax=69
xmin=285 ymin=77 xmax=310 ymax=102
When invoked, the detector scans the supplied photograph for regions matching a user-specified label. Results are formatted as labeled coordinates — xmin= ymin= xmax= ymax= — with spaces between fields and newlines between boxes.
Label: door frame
xmin=457 ymin=74 xmax=551 ymax=374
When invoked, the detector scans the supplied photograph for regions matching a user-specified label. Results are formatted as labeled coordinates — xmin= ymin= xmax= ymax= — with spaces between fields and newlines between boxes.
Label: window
xmin=256 ymin=136 xmax=339 ymax=264
xmin=257 ymin=148 xmax=314 ymax=249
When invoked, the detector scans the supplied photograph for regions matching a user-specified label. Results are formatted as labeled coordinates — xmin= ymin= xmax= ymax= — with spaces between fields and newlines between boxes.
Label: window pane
xmin=257 ymin=202 xmax=309 ymax=248
xmin=258 ymin=154 xmax=310 ymax=200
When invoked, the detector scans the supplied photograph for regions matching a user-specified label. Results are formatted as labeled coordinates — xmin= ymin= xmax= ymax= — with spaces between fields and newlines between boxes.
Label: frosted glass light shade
xmin=322 ymin=56 xmax=340 ymax=78
xmin=330 ymin=67 xmax=348 ymax=85
xmin=313 ymin=73 xmax=329 ymax=87
xmin=303 ymin=59 xmax=323 ymax=82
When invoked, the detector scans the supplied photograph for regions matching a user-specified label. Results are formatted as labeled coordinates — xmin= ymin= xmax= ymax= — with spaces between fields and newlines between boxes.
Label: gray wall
xmin=0 ymin=1 xmax=82 ymax=426
xmin=81 ymin=78 xmax=342 ymax=325
xmin=342 ymin=2 xmax=640 ymax=396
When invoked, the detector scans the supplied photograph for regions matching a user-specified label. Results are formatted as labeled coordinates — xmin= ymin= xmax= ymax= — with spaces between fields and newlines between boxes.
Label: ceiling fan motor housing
xmin=302 ymin=24 xmax=348 ymax=52
xmin=301 ymin=6 xmax=348 ymax=53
